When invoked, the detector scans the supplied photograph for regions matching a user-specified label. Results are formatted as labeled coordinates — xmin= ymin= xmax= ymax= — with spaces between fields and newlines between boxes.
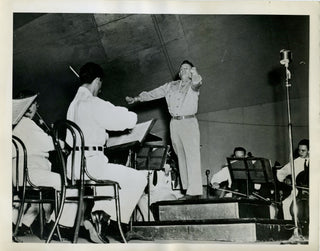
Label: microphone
xmin=280 ymin=49 xmax=292 ymax=67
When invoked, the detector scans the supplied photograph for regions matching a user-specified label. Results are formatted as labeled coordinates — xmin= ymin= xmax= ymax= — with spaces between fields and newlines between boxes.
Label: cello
xmin=289 ymin=167 xmax=309 ymax=223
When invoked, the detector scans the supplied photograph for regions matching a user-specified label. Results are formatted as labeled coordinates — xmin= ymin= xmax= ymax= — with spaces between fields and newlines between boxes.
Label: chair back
xmin=52 ymin=120 xmax=86 ymax=186
xmin=48 ymin=120 xmax=126 ymax=244
xmin=12 ymin=135 xmax=27 ymax=193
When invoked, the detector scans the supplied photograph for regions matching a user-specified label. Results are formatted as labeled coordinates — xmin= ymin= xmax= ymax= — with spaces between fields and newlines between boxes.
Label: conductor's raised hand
xmin=190 ymin=67 xmax=202 ymax=91
xmin=190 ymin=67 xmax=199 ymax=77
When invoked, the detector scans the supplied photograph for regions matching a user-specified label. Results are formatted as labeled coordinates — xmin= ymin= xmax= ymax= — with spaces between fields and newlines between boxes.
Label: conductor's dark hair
xmin=79 ymin=62 xmax=104 ymax=84
xmin=180 ymin=60 xmax=194 ymax=68
xmin=298 ymin=139 xmax=309 ymax=150
xmin=233 ymin=147 xmax=246 ymax=156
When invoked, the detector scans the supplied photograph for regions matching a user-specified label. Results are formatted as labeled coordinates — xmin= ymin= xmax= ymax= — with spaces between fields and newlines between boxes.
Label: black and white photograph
xmin=1 ymin=1 xmax=319 ymax=250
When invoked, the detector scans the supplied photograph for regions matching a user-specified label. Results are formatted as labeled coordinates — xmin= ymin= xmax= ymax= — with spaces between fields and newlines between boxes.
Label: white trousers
xmin=12 ymin=199 xmax=52 ymax=227
xmin=137 ymin=170 xmax=183 ymax=221
xmin=282 ymin=190 xmax=295 ymax=220
xmin=12 ymin=157 xmax=61 ymax=227
xmin=60 ymin=154 xmax=148 ymax=227
xmin=170 ymin=118 xmax=203 ymax=195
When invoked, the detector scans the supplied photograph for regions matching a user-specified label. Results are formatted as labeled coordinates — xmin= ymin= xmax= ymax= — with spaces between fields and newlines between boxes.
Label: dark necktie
xmin=304 ymin=159 xmax=309 ymax=172
xmin=152 ymin=170 xmax=158 ymax=186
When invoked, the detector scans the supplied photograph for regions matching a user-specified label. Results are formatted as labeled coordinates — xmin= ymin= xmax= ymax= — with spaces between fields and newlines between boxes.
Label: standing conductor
xmin=126 ymin=60 xmax=203 ymax=199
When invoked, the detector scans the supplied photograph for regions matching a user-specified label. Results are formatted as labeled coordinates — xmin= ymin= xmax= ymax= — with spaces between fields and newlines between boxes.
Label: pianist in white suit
xmin=61 ymin=62 xmax=148 ymax=242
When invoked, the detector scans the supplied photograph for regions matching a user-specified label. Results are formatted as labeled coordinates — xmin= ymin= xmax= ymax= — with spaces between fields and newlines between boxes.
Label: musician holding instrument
xmin=63 ymin=62 xmax=148 ymax=243
xmin=210 ymin=147 xmax=246 ymax=198
xmin=210 ymin=147 xmax=274 ymax=201
xmin=12 ymin=90 xmax=61 ymax=236
xmin=276 ymin=139 xmax=309 ymax=221
xmin=137 ymin=162 xmax=184 ymax=221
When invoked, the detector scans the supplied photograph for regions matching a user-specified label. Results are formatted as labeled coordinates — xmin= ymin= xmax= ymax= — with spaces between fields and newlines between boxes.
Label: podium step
xmin=131 ymin=198 xmax=296 ymax=242
xmin=132 ymin=219 xmax=295 ymax=242
xmin=153 ymin=198 xmax=272 ymax=221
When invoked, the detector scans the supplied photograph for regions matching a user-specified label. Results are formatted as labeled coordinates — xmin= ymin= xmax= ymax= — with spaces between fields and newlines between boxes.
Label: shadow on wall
xmin=268 ymin=66 xmax=288 ymax=166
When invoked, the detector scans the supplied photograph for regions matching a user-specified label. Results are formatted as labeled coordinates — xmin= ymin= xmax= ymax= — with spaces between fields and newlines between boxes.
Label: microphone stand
xmin=280 ymin=50 xmax=307 ymax=244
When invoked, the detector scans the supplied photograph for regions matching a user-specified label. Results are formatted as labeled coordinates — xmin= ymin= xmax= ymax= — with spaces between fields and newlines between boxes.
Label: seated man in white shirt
xmin=276 ymin=139 xmax=309 ymax=220
xmin=210 ymin=148 xmax=275 ymax=199
xmin=62 ymin=62 xmax=148 ymax=243
xmin=12 ymin=91 xmax=61 ymax=236
xmin=137 ymin=152 xmax=184 ymax=221
xmin=210 ymin=147 xmax=246 ymax=198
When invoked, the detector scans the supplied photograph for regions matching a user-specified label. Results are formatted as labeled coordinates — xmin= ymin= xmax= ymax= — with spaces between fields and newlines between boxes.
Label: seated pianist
xmin=60 ymin=62 xmax=149 ymax=243
xmin=13 ymin=62 xmax=150 ymax=244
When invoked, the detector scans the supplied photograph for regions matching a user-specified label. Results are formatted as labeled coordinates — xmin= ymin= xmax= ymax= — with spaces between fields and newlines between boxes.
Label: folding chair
xmin=46 ymin=120 xmax=126 ymax=243
xmin=12 ymin=135 xmax=61 ymax=242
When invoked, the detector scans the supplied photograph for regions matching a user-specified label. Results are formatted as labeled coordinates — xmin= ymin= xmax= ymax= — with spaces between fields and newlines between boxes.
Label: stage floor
xmin=16 ymin=233 xmax=289 ymax=244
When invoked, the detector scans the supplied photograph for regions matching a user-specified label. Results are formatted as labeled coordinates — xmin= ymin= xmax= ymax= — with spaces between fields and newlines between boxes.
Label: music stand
xmin=227 ymin=157 xmax=277 ymax=201
xmin=136 ymin=143 xmax=170 ymax=221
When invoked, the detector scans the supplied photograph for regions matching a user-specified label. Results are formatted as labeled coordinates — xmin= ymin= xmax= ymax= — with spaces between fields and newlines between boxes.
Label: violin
xmin=210 ymin=181 xmax=230 ymax=198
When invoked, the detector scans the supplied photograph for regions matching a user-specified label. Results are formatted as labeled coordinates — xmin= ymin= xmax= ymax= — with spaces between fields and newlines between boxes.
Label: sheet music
xmin=12 ymin=94 xmax=37 ymax=125
xmin=106 ymin=119 xmax=155 ymax=148
xmin=227 ymin=157 xmax=274 ymax=182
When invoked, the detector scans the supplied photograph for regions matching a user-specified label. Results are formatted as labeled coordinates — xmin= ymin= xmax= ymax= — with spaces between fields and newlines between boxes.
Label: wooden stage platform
xmin=132 ymin=198 xmax=297 ymax=242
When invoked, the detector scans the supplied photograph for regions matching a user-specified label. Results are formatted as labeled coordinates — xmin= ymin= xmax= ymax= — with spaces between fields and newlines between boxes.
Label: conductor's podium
xmin=132 ymin=198 xmax=294 ymax=242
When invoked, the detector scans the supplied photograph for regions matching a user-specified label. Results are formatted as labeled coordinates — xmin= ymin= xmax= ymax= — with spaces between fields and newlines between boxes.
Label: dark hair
xmin=233 ymin=147 xmax=246 ymax=155
xmin=298 ymin=139 xmax=309 ymax=150
xmin=15 ymin=89 xmax=38 ymax=99
xmin=79 ymin=62 xmax=104 ymax=84
xmin=180 ymin=60 xmax=194 ymax=68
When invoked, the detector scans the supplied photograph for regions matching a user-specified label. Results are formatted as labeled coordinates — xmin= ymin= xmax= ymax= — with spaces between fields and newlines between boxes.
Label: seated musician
xmin=276 ymin=139 xmax=309 ymax=220
xmin=137 ymin=151 xmax=184 ymax=221
xmin=61 ymin=62 xmax=148 ymax=243
xmin=210 ymin=147 xmax=273 ymax=200
xmin=210 ymin=147 xmax=247 ymax=198
xmin=12 ymin=90 xmax=61 ymax=236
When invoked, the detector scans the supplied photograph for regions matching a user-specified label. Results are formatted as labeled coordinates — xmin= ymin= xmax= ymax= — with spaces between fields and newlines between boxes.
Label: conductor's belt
xmin=75 ymin=146 xmax=104 ymax=151
xmin=172 ymin=115 xmax=195 ymax=120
